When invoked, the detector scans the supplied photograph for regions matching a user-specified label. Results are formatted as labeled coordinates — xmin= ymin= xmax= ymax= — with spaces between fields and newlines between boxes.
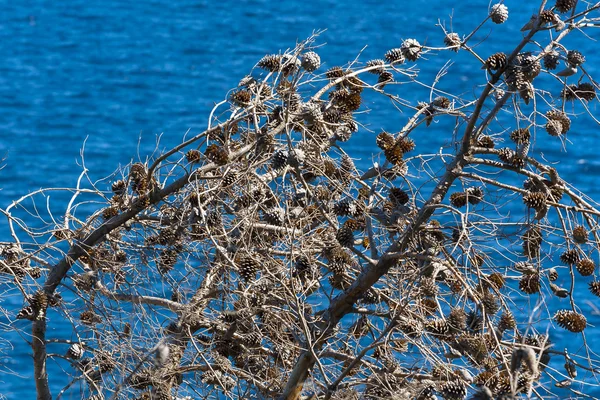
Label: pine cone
xmin=510 ymin=128 xmax=530 ymax=144
xmin=481 ymin=292 xmax=500 ymax=315
xmin=490 ymin=3 xmax=509 ymax=24
xmin=505 ymin=69 xmax=533 ymax=104
xmin=497 ymin=147 xmax=516 ymax=165
xmin=519 ymin=273 xmax=540 ymax=294
xmin=229 ymin=89 xmax=252 ymax=106
xmin=589 ymin=281 xmax=600 ymax=297
xmin=560 ymin=249 xmax=579 ymax=265
xmin=376 ymin=131 xmax=395 ymax=150
xmin=555 ymin=0 xmax=577 ymax=13
xmin=467 ymin=187 xmax=484 ymax=205
xmin=263 ymin=207 xmax=285 ymax=226
xmin=561 ymin=84 xmax=578 ymax=101
xmin=366 ymin=59 xmax=386 ymax=74
xmin=539 ymin=10 xmax=558 ymax=24
xmin=486 ymin=272 xmax=506 ymax=290
xmin=272 ymin=149 xmax=289 ymax=170
xmin=389 ymin=187 xmax=409 ymax=206
xmin=384 ymin=144 xmax=404 ymax=165
xmin=397 ymin=137 xmax=415 ymax=153
xmin=447 ymin=308 xmax=467 ymax=332
xmin=576 ymin=258 xmax=595 ymax=276
xmin=574 ymin=82 xmax=596 ymax=101
xmin=477 ymin=135 xmax=495 ymax=148
xmin=567 ymin=50 xmax=585 ymax=67
xmin=333 ymin=199 xmax=357 ymax=217
xmin=554 ymin=310 xmax=586 ymax=332
xmin=336 ymin=226 xmax=355 ymax=248
xmin=548 ymin=267 xmax=559 ymax=281
xmin=444 ymin=32 xmax=461 ymax=51
xmin=515 ymin=52 xmax=541 ymax=81
xmin=384 ymin=48 xmax=405 ymax=64
xmin=20 ymin=291 xmax=48 ymax=321
xmin=523 ymin=191 xmax=547 ymax=210
xmin=498 ymin=312 xmax=516 ymax=332
xmin=543 ymin=50 xmax=560 ymax=70
xmin=425 ymin=318 xmax=449 ymax=335
xmin=204 ymin=144 xmax=228 ymax=165
xmin=545 ymin=119 xmax=563 ymax=137
xmin=158 ymin=248 xmax=178 ymax=274
xmin=439 ymin=380 xmax=467 ymax=400
xmin=300 ymin=51 xmax=321 ymax=72
xmin=377 ymin=71 xmax=394 ymax=87
xmin=325 ymin=66 xmax=346 ymax=80
xmin=334 ymin=125 xmax=352 ymax=142
xmin=401 ymin=39 xmax=422 ymax=61
xmin=483 ymin=53 xmax=507 ymax=71
xmin=222 ymin=172 xmax=237 ymax=187
xmin=80 ymin=310 xmax=102 ymax=325
xmin=419 ymin=277 xmax=439 ymax=297
xmin=112 ymin=179 xmax=126 ymax=195
xmin=237 ymin=254 xmax=259 ymax=282
xmin=572 ymin=225 xmax=588 ymax=244
xmin=546 ymin=110 xmax=571 ymax=134
xmin=450 ymin=192 xmax=468 ymax=208
xmin=102 ymin=206 xmax=119 ymax=220
xmin=257 ymin=54 xmax=281 ymax=72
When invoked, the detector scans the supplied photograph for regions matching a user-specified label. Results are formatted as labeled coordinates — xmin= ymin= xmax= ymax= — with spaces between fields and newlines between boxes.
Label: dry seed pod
xmin=550 ymin=283 xmax=569 ymax=298
xmin=447 ymin=308 xmax=467 ymax=333
xmin=483 ymin=53 xmax=507 ymax=71
xmin=67 ymin=343 xmax=84 ymax=359
xmin=523 ymin=192 xmax=547 ymax=210
xmin=571 ymin=225 xmax=588 ymax=244
xmin=490 ymin=3 xmax=509 ymax=24
xmin=438 ymin=380 xmax=466 ymax=400
xmin=257 ymin=54 xmax=281 ymax=72
xmin=336 ymin=226 xmax=355 ymax=248
xmin=544 ymin=50 xmax=560 ymax=70
xmin=486 ymin=272 xmax=505 ymax=290
xmin=510 ymin=128 xmax=530 ymax=144
xmin=565 ymin=358 xmax=577 ymax=379
xmin=425 ymin=318 xmax=449 ymax=335
xmin=554 ymin=310 xmax=586 ymax=333
xmin=450 ymin=192 xmax=468 ymax=208
xmin=401 ymin=39 xmax=421 ymax=61
xmin=560 ymin=249 xmax=579 ymax=265
xmin=498 ymin=312 xmax=516 ymax=332
xmin=546 ymin=110 xmax=571 ymax=134
xmin=576 ymin=258 xmax=595 ymax=276
xmin=477 ymin=135 xmax=495 ymax=149
xmin=481 ymin=292 xmax=500 ymax=315
xmin=589 ymin=281 xmax=600 ymax=297
xmin=519 ymin=273 xmax=540 ymax=294
xmin=444 ymin=32 xmax=461 ymax=51
xmin=300 ymin=51 xmax=320 ymax=72
xmin=366 ymin=59 xmax=386 ymax=74
xmin=384 ymin=48 xmax=404 ymax=64
xmin=567 ymin=50 xmax=585 ymax=67
xmin=555 ymin=0 xmax=577 ymax=13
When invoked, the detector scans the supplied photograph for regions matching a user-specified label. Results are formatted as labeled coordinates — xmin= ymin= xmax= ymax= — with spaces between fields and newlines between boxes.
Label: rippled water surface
xmin=1 ymin=0 xmax=600 ymax=397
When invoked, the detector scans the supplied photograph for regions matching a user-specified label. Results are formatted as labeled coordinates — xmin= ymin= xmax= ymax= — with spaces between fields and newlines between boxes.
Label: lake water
xmin=1 ymin=0 xmax=600 ymax=398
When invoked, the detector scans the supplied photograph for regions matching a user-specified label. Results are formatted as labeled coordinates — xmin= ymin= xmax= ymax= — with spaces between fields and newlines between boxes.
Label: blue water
xmin=1 ymin=0 xmax=600 ymax=398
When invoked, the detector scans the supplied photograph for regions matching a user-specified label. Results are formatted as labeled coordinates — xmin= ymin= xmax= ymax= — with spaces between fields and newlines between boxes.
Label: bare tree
xmin=2 ymin=1 xmax=600 ymax=399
